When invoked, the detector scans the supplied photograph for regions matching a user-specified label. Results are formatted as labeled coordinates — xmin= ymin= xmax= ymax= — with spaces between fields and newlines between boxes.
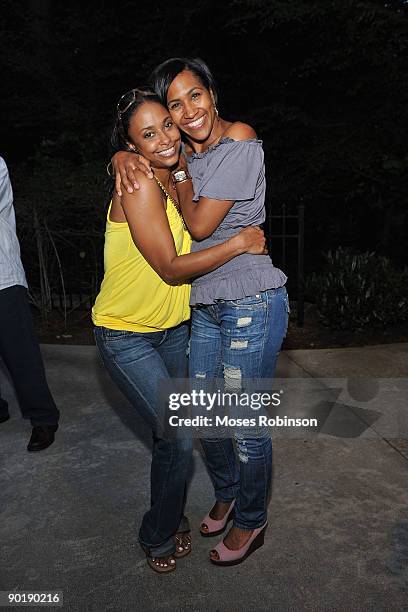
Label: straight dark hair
xmin=150 ymin=57 xmax=218 ymax=107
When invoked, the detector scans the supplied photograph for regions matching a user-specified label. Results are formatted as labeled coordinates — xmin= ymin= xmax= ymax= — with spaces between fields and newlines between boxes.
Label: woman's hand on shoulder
xmin=111 ymin=151 xmax=153 ymax=196
xmin=120 ymin=170 xmax=159 ymax=212
xmin=223 ymin=121 xmax=257 ymax=142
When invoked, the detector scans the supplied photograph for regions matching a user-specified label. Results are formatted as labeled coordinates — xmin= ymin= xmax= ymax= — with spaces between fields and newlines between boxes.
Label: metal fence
xmin=266 ymin=202 xmax=305 ymax=326
xmin=32 ymin=205 xmax=305 ymax=327
xmin=26 ymin=237 xmax=104 ymax=317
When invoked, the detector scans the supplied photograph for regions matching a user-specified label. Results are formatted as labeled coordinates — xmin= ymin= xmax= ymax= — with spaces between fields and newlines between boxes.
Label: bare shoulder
xmin=122 ymin=170 xmax=161 ymax=205
xmin=134 ymin=169 xmax=158 ymax=193
xmin=223 ymin=121 xmax=257 ymax=141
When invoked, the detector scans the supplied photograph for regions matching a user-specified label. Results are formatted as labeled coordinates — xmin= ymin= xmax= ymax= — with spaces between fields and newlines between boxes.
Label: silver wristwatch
xmin=172 ymin=169 xmax=190 ymax=183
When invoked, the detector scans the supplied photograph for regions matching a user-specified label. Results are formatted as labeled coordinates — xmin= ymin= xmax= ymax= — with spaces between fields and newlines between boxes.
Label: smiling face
xmin=166 ymin=70 xmax=218 ymax=144
xmin=126 ymin=100 xmax=181 ymax=169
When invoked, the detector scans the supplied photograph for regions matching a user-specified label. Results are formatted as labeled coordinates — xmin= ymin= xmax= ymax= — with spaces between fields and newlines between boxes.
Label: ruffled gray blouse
xmin=186 ymin=138 xmax=287 ymax=305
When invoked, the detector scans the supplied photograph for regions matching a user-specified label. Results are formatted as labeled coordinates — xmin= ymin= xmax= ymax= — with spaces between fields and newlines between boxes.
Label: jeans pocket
xmin=227 ymin=294 xmax=265 ymax=308
xmin=101 ymin=327 xmax=135 ymax=342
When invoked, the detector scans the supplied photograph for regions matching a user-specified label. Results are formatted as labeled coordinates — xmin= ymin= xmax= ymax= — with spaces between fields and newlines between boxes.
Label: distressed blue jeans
xmin=189 ymin=287 xmax=289 ymax=530
xmin=94 ymin=322 xmax=192 ymax=557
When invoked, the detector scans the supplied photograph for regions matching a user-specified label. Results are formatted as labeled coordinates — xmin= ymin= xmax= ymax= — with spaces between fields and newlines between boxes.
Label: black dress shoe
xmin=0 ymin=412 xmax=10 ymax=424
xmin=27 ymin=424 xmax=58 ymax=452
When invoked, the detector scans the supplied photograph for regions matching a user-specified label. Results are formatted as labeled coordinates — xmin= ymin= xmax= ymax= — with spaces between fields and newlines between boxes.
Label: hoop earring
xmin=211 ymin=92 xmax=219 ymax=116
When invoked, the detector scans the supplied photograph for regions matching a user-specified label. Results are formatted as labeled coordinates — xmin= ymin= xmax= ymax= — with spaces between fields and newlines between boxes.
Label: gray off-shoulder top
xmin=186 ymin=137 xmax=287 ymax=305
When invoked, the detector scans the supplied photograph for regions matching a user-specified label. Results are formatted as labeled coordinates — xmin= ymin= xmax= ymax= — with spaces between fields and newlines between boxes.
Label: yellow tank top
xmin=92 ymin=196 xmax=191 ymax=333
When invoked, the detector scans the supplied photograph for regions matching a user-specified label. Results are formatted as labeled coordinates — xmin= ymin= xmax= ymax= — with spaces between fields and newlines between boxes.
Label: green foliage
xmin=307 ymin=248 xmax=408 ymax=330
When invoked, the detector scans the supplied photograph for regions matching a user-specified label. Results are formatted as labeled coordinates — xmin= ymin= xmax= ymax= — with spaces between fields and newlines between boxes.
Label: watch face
xmin=174 ymin=170 xmax=187 ymax=181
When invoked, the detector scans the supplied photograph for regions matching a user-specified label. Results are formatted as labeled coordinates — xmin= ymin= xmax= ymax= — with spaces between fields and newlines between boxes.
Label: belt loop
xmin=262 ymin=289 xmax=268 ymax=305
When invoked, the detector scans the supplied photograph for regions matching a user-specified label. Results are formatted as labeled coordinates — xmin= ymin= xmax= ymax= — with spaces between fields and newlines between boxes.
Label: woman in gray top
xmin=113 ymin=57 xmax=289 ymax=567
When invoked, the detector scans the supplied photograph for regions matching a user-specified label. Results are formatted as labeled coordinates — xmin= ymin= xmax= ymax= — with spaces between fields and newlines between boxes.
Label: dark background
xmin=1 ymin=0 xmax=407 ymax=334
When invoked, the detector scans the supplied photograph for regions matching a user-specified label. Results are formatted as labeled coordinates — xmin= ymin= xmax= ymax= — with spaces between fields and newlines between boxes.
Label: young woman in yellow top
xmin=92 ymin=87 xmax=266 ymax=574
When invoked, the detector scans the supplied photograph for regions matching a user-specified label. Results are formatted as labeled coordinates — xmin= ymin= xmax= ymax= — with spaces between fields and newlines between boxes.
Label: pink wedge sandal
xmin=210 ymin=522 xmax=267 ymax=566
xmin=200 ymin=499 xmax=235 ymax=538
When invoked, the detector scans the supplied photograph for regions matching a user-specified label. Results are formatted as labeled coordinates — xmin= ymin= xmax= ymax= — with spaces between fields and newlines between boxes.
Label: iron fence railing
xmin=266 ymin=203 xmax=305 ymax=326
xmin=27 ymin=204 xmax=305 ymax=326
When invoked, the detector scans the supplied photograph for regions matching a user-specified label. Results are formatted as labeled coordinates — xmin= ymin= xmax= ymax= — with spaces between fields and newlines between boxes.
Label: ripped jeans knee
xmin=234 ymin=429 xmax=271 ymax=464
xmin=223 ymin=364 xmax=242 ymax=391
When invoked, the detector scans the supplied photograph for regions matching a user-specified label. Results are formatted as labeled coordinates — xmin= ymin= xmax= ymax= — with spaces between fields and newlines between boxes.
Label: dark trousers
xmin=0 ymin=285 xmax=59 ymax=426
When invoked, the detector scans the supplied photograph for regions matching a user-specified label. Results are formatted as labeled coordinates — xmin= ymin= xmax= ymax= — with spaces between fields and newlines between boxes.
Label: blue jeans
xmin=94 ymin=323 xmax=192 ymax=557
xmin=189 ymin=287 xmax=289 ymax=530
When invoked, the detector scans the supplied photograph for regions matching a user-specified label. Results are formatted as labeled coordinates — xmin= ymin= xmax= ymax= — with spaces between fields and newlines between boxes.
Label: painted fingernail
xmin=127 ymin=187 xmax=133 ymax=193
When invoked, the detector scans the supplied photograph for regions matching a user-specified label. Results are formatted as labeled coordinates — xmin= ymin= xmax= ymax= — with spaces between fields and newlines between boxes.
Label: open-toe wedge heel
xmin=210 ymin=522 xmax=267 ymax=566
xmin=200 ymin=499 xmax=235 ymax=538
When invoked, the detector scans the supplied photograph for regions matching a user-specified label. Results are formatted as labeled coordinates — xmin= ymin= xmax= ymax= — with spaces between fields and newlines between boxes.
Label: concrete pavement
xmin=1 ymin=343 xmax=407 ymax=611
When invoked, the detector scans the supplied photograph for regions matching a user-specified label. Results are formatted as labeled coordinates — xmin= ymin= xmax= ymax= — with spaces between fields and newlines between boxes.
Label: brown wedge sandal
xmin=146 ymin=554 xmax=176 ymax=574
xmin=174 ymin=531 xmax=192 ymax=559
